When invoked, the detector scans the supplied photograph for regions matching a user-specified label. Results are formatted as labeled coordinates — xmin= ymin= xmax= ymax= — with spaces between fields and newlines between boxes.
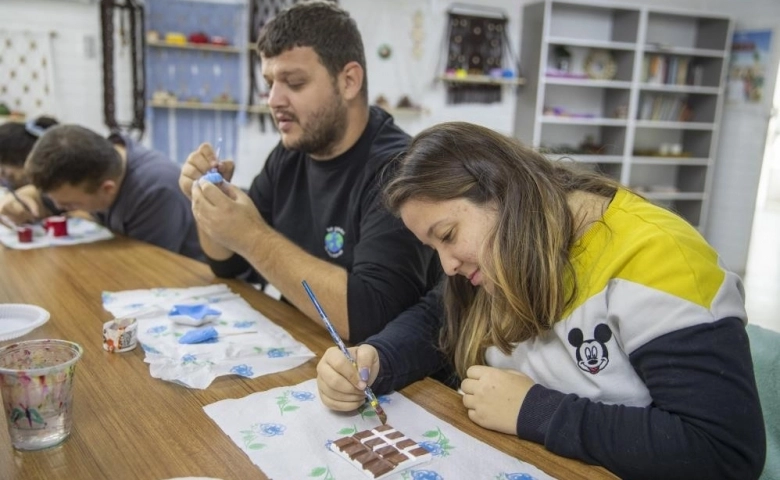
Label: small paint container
xmin=16 ymin=226 xmax=33 ymax=243
xmin=44 ymin=216 xmax=68 ymax=237
xmin=102 ymin=317 xmax=138 ymax=353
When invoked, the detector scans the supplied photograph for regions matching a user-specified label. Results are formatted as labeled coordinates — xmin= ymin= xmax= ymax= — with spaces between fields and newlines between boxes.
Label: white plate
xmin=0 ymin=304 xmax=50 ymax=341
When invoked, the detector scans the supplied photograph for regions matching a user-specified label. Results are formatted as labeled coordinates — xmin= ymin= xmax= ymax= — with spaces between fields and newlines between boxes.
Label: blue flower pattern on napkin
xmin=231 ymin=364 xmax=254 ymax=377
xmin=233 ymin=320 xmax=256 ymax=328
xmin=256 ymin=423 xmax=286 ymax=437
xmin=147 ymin=325 xmax=167 ymax=334
xmin=420 ymin=441 xmax=445 ymax=456
xmin=182 ymin=354 xmax=197 ymax=365
xmin=290 ymin=391 xmax=315 ymax=401
xmin=409 ymin=471 xmax=444 ymax=480
xmin=267 ymin=348 xmax=291 ymax=358
xmin=497 ymin=474 xmax=538 ymax=480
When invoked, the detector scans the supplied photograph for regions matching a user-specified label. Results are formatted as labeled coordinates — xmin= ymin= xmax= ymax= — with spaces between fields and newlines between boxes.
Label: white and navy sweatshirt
xmin=367 ymin=189 xmax=766 ymax=480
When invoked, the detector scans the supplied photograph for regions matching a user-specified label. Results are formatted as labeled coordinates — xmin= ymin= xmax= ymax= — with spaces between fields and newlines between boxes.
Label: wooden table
xmin=0 ymin=237 xmax=615 ymax=479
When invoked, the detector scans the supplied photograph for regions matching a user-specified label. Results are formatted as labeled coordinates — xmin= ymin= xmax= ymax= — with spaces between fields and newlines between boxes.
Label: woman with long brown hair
xmin=316 ymin=122 xmax=765 ymax=479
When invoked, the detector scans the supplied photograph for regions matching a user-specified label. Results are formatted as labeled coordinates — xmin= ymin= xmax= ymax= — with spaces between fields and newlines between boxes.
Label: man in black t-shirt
xmin=180 ymin=2 xmax=438 ymax=342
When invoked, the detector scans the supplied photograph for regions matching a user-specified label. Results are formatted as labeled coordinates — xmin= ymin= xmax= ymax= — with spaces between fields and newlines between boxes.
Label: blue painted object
xmin=168 ymin=304 xmax=221 ymax=326
xmin=178 ymin=326 xmax=219 ymax=344
xmin=202 ymin=171 xmax=224 ymax=184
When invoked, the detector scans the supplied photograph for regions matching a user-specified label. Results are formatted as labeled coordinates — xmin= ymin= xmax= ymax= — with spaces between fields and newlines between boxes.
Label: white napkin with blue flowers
xmin=101 ymin=284 xmax=315 ymax=389
xmin=203 ymin=378 xmax=555 ymax=480
xmin=0 ymin=217 xmax=113 ymax=249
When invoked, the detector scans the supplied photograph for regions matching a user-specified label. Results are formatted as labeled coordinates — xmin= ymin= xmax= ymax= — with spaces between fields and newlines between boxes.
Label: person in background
xmin=0 ymin=116 xmax=58 ymax=190
xmin=316 ymin=122 xmax=766 ymax=479
xmin=180 ymin=1 xmax=438 ymax=342
xmin=1 ymin=124 xmax=204 ymax=261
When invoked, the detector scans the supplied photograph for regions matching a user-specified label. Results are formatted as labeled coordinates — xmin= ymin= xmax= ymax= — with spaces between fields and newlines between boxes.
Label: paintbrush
xmin=302 ymin=280 xmax=387 ymax=425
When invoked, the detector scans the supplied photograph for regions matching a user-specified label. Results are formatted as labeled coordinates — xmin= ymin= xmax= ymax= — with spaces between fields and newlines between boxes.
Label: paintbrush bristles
xmin=374 ymin=404 xmax=388 ymax=425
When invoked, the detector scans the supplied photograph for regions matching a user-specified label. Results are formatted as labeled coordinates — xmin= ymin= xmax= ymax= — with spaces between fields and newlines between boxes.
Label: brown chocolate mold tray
xmin=330 ymin=424 xmax=432 ymax=479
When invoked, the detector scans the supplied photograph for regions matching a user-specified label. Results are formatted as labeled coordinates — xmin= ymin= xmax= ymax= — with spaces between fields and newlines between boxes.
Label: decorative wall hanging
xmin=438 ymin=3 xmax=520 ymax=105
xmin=0 ymin=29 xmax=57 ymax=119
xmin=100 ymin=0 xmax=146 ymax=139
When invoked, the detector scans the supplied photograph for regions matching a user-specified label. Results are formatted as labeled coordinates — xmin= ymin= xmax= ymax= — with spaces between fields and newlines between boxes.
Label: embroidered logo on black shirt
xmin=324 ymin=226 xmax=345 ymax=258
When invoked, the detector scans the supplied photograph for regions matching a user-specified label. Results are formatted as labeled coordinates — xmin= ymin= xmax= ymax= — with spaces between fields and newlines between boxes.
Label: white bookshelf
xmin=516 ymin=0 xmax=732 ymax=230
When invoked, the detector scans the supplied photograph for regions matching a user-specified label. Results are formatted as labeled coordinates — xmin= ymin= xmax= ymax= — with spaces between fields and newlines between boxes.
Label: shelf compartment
xmin=150 ymin=100 xmax=243 ymax=111
xmin=540 ymin=124 xmax=626 ymax=157
xmin=635 ymin=120 xmax=714 ymax=130
xmin=633 ymin=128 xmax=713 ymax=158
xmin=545 ymin=78 xmax=632 ymax=89
xmin=544 ymin=84 xmax=631 ymax=123
xmin=640 ymin=83 xmax=720 ymax=95
xmin=547 ymin=37 xmax=636 ymax=51
xmin=642 ymin=192 xmax=705 ymax=201
xmin=147 ymin=39 xmax=241 ymax=54
xmin=637 ymin=92 xmax=718 ymax=123
xmin=542 ymin=116 xmax=627 ymax=126
xmin=646 ymin=12 xmax=730 ymax=51
xmin=546 ymin=46 xmax=635 ymax=82
xmin=642 ymin=55 xmax=724 ymax=88
xmin=437 ymin=74 xmax=526 ymax=86
xmin=546 ymin=154 xmax=624 ymax=164
xmin=631 ymin=156 xmax=709 ymax=166
xmin=549 ymin=2 xmax=640 ymax=44
xmin=643 ymin=45 xmax=725 ymax=58
xmin=630 ymin=164 xmax=708 ymax=194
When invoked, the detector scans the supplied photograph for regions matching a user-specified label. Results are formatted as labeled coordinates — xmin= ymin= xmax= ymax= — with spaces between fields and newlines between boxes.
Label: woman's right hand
xmin=0 ymin=189 xmax=41 ymax=227
xmin=317 ymin=345 xmax=381 ymax=411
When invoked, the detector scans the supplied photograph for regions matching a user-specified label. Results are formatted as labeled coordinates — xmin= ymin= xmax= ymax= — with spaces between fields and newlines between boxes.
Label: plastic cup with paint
xmin=43 ymin=216 xmax=68 ymax=237
xmin=0 ymin=339 xmax=83 ymax=450
xmin=16 ymin=226 xmax=33 ymax=243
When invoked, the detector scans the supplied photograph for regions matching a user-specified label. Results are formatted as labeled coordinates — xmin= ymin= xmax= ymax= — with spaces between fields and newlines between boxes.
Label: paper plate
xmin=0 ymin=304 xmax=50 ymax=341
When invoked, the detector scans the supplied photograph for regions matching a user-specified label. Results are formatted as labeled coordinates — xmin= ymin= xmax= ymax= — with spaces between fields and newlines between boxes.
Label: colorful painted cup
xmin=0 ymin=339 xmax=83 ymax=450
xmin=102 ymin=317 xmax=138 ymax=353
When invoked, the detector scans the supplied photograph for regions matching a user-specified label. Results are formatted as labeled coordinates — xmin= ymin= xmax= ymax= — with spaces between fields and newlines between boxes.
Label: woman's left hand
xmin=460 ymin=365 xmax=536 ymax=435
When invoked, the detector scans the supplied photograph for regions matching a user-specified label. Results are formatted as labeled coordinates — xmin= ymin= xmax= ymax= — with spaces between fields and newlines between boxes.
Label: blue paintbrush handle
xmin=302 ymin=281 xmax=353 ymax=358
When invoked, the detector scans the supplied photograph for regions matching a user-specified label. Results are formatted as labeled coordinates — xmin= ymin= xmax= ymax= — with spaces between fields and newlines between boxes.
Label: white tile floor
xmin=743 ymin=201 xmax=780 ymax=332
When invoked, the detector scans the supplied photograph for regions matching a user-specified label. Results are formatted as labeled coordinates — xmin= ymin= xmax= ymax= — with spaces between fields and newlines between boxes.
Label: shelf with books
xmin=546 ymin=154 xmax=625 ymax=164
xmin=631 ymin=156 xmax=709 ymax=166
xmin=640 ymin=84 xmax=720 ymax=95
xmin=540 ymin=116 xmax=628 ymax=127
xmin=641 ymin=53 xmax=724 ymax=88
xmin=545 ymin=77 xmax=632 ymax=89
xmin=635 ymin=120 xmax=715 ymax=130
xmin=517 ymin=0 xmax=731 ymax=229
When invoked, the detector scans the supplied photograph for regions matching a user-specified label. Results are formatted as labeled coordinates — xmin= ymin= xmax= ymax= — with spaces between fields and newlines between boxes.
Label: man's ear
xmin=100 ymin=179 xmax=118 ymax=196
xmin=339 ymin=61 xmax=364 ymax=102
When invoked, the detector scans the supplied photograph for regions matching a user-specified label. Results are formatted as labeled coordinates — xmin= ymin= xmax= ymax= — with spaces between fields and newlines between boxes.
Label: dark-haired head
xmin=26 ymin=125 xmax=125 ymax=213
xmin=0 ymin=116 xmax=58 ymax=188
xmin=257 ymin=1 xmax=367 ymax=101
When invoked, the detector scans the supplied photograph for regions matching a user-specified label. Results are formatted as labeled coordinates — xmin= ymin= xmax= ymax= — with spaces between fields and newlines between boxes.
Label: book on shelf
xmin=639 ymin=94 xmax=693 ymax=121
xmin=643 ymin=55 xmax=693 ymax=86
